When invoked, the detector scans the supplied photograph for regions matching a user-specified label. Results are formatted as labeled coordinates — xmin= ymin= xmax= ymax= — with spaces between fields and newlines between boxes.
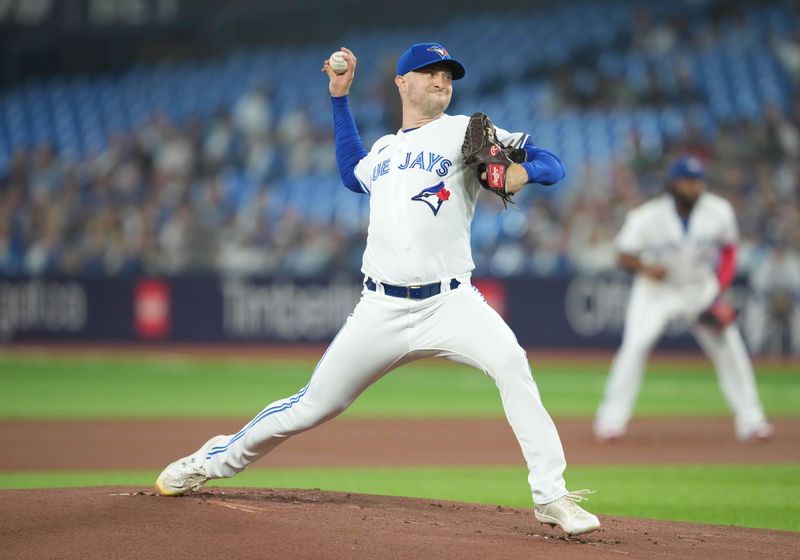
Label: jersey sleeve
xmin=352 ymin=151 xmax=372 ymax=195
xmin=615 ymin=209 xmax=647 ymax=255
xmin=494 ymin=126 xmax=565 ymax=185
xmin=494 ymin=125 xmax=529 ymax=150
xmin=718 ymin=201 xmax=739 ymax=245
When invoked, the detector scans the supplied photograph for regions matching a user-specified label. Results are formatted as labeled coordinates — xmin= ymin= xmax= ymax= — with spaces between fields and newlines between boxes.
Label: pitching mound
xmin=1 ymin=487 xmax=797 ymax=560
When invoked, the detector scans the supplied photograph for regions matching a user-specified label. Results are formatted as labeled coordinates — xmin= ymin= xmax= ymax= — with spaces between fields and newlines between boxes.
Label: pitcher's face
xmin=397 ymin=63 xmax=453 ymax=118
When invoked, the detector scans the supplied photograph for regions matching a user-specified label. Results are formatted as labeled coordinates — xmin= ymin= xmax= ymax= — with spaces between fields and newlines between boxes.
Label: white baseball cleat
xmin=155 ymin=435 xmax=228 ymax=496
xmin=594 ymin=426 xmax=626 ymax=444
xmin=738 ymin=423 xmax=775 ymax=443
xmin=534 ymin=490 xmax=601 ymax=536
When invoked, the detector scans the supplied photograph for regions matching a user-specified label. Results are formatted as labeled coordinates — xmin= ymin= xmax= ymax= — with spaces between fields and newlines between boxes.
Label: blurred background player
xmin=594 ymin=156 xmax=774 ymax=443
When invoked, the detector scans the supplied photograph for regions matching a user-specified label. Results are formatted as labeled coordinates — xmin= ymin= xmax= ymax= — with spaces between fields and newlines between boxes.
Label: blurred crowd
xmin=470 ymin=100 xmax=800 ymax=281
xmin=549 ymin=6 xmax=800 ymax=113
xmin=0 ymin=89 xmax=353 ymax=278
xmin=0 ymin=3 xmax=798 ymax=313
xmin=2 ymin=92 xmax=797 ymax=282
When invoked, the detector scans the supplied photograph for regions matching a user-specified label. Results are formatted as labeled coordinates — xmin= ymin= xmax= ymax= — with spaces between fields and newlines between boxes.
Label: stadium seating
xmin=0 ymin=0 xmax=797 ymax=274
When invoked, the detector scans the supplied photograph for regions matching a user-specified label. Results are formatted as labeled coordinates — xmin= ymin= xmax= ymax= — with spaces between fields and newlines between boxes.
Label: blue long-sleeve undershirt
xmin=520 ymin=137 xmax=566 ymax=186
xmin=331 ymin=95 xmax=368 ymax=194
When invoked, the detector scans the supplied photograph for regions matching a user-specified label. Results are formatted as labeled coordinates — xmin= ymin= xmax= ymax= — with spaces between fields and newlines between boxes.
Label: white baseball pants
xmin=595 ymin=282 xmax=768 ymax=439
xmin=205 ymin=281 xmax=568 ymax=504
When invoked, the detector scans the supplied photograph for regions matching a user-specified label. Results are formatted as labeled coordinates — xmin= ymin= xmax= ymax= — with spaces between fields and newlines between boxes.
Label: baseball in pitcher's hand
xmin=322 ymin=47 xmax=357 ymax=97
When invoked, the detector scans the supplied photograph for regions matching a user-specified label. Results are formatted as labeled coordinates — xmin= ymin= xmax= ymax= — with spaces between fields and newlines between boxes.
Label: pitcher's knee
xmin=484 ymin=347 xmax=531 ymax=383
xmin=277 ymin=400 xmax=347 ymax=435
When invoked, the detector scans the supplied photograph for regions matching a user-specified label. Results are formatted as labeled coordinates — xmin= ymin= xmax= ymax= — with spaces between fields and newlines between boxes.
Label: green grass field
xmin=0 ymin=354 xmax=798 ymax=419
xmin=1 ymin=352 xmax=798 ymax=532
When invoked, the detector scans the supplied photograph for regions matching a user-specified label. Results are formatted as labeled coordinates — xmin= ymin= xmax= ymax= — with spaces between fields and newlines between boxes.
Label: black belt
xmin=366 ymin=277 xmax=461 ymax=300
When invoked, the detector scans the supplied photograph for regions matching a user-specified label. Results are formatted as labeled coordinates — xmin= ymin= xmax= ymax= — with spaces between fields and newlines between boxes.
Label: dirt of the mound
xmin=0 ymin=487 xmax=797 ymax=560
xmin=1 ymin=417 xmax=798 ymax=471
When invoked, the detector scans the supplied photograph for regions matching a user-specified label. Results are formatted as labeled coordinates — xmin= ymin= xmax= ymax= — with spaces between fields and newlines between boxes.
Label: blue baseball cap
xmin=668 ymin=156 xmax=705 ymax=180
xmin=396 ymin=42 xmax=465 ymax=80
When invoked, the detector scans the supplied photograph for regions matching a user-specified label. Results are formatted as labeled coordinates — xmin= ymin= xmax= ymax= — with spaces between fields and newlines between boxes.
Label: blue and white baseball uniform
xmin=203 ymin=110 xmax=570 ymax=504
xmin=595 ymin=157 xmax=771 ymax=441
xmin=158 ymin=42 xmax=577 ymax=511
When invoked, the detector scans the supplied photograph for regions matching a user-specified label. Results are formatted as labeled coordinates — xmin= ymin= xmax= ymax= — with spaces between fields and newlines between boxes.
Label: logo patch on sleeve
xmin=411 ymin=181 xmax=451 ymax=216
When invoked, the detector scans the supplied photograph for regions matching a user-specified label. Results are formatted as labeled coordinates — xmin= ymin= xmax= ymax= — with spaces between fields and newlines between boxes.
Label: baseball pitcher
xmin=156 ymin=42 xmax=600 ymax=536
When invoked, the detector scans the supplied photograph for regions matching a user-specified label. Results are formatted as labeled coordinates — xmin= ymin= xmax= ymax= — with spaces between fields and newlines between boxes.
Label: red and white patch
xmin=486 ymin=163 xmax=505 ymax=190
xmin=134 ymin=279 xmax=170 ymax=338
xmin=489 ymin=144 xmax=500 ymax=156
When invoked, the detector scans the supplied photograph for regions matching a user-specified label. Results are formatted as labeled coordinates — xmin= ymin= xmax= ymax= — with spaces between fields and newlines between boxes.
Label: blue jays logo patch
xmin=427 ymin=45 xmax=449 ymax=59
xmin=411 ymin=181 xmax=451 ymax=216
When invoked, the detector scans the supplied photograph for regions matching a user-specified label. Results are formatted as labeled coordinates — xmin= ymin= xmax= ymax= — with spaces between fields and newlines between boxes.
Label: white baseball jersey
xmin=616 ymin=191 xmax=737 ymax=299
xmin=352 ymin=114 xmax=527 ymax=285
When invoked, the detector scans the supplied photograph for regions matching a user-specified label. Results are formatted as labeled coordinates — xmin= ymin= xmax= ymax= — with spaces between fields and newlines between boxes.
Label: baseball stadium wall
xmin=1 ymin=274 xmax=789 ymax=354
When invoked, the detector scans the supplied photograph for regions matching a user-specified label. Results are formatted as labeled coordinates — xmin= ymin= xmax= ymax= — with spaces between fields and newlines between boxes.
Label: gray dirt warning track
xmin=1 ymin=487 xmax=798 ymax=560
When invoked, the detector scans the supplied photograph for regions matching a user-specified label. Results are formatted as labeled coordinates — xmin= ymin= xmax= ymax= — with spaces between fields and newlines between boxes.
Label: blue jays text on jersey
xmin=371 ymin=151 xmax=452 ymax=181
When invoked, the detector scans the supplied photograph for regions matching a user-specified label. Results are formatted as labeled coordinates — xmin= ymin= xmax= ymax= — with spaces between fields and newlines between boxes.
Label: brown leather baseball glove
xmin=461 ymin=112 xmax=526 ymax=206
xmin=697 ymin=297 xmax=738 ymax=331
